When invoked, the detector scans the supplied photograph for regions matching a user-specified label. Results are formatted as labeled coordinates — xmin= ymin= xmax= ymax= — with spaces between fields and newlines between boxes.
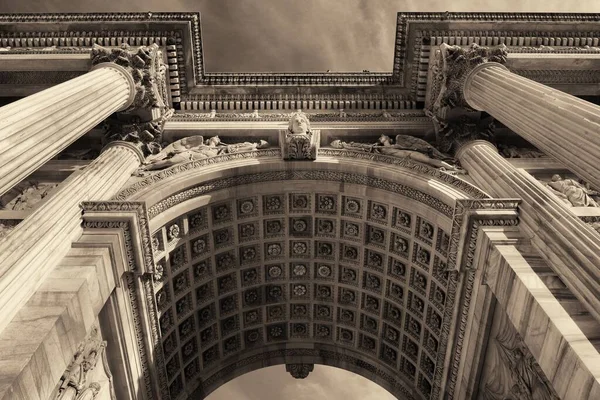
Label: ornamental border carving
xmin=441 ymin=198 xmax=520 ymax=400
xmin=0 ymin=12 xmax=600 ymax=103
xmin=113 ymin=148 xmax=488 ymax=202
xmin=80 ymin=201 xmax=154 ymax=274
xmin=146 ymin=170 xmax=454 ymax=220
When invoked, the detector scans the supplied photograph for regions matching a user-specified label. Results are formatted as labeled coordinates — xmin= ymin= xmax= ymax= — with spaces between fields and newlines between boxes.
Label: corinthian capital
xmin=91 ymin=43 xmax=169 ymax=111
xmin=427 ymin=43 xmax=508 ymax=118
xmin=92 ymin=43 xmax=173 ymax=156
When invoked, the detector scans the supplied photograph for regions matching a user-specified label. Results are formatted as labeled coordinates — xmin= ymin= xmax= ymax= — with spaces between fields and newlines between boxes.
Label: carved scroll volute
xmin=280 ymin=111 xmax=320 ymax=160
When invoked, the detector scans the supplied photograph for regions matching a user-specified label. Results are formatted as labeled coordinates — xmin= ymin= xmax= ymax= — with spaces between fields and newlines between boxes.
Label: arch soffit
xmin=102 ymin=150 xmax=518 ymax=400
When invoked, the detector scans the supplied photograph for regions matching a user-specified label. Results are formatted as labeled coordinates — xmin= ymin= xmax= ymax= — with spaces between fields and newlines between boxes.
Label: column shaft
xmin=457 ymin=140 xmax=600 ymax=323
xmin=0 ymin=63 xmax=134 ymax=196
xmin=464 ymin=63 xmax=600 ymax=190
xmin=0 ymin=143 xmax=143 ymax=334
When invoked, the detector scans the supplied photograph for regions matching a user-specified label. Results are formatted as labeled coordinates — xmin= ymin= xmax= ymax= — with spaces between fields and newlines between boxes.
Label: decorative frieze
xmin=136 ymin=134 xmax=269 ymax=173
xmin=512 ymin=69 xmax=600 ymax=84
xmin=172 ymin=109 xmax=424 ymax=121
xmin=330 ymin=135 xmax=462 ymax=173
xmin=541 ymin=175 xmax=599 ymax=207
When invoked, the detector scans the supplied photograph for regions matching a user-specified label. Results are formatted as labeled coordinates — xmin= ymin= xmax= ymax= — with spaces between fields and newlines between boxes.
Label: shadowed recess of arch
xmin=150 ymin=179 xmax=457 ymax=400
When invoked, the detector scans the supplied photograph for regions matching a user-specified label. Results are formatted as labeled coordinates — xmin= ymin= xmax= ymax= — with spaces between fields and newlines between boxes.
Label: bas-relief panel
xmin=0 ymin=180 xmax=58 ymax=211
xmin=53 ymin=323 xmax=116 ymax=400
xmin=478 ymin=305 xmax=559 ymax=400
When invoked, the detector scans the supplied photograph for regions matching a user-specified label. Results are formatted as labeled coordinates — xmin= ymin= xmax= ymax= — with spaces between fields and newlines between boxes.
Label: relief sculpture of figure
xmin=498 ymin=144 xmax=545 ymax=158
xmin=330 ymin=134 xmax=462 ymax=172
xmin=139 ymin=135 xmax=268 ymax=172
xmin=545 ymin=174 xmax=598 ymax=207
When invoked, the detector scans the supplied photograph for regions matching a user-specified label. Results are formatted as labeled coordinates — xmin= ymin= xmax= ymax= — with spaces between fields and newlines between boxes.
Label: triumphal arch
xmin=0 ymin=11 xmax=599 ymax=400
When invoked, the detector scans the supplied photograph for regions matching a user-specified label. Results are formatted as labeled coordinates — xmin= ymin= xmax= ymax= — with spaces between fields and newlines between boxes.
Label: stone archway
xmin=110 ymin=149 xmax=502 ymax=400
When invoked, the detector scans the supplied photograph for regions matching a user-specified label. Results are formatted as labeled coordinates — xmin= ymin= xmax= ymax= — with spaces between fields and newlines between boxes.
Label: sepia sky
xmin=0 ymin=1 xmax=598 ymax=399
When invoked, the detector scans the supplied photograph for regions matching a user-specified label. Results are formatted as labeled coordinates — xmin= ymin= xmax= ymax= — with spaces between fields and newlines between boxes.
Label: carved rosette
xmin=428 ymin=43 xmax=508 ymax=119
xmin=285 ymin=363 xmax=314 ymax=379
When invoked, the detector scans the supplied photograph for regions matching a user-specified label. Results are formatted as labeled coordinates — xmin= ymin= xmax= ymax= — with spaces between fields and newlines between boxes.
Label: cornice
xmin=4 ymin=12 xmax=600 ymax=108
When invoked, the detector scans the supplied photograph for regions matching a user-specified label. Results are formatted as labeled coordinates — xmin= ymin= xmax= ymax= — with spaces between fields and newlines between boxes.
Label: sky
xmin=206 ymin=365 xmax=396 ymax=400
xmin=1 ymin=1 xmax=599 ymax=399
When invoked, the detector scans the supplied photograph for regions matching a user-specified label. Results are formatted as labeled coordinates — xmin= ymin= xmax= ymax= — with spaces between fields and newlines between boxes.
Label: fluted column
xmin=0 ymin=141 xmax=143 ymax=334
xmin=463 ymin=62 xmax=600 ymax=190
xmin=457 ymin=140 xmax=600 ymax=323
xmin=0 ymin=63 xmax=135 ymax=197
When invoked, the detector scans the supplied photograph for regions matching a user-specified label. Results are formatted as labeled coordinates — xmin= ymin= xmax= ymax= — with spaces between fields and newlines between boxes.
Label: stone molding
xmin=146 ymin=170 xmax=454 ymax=220
xmin=513 ymin=68 xmax=600 ymax=84
xmin=80 ymin=201 xmax=154 ymax=275
xmin=436 ymin=198 xmax=519 ymax=399
xmin=79 ymin=202 xmax=170 ymax=399
xmin=172 ymin=110 xmax=425 ymax=121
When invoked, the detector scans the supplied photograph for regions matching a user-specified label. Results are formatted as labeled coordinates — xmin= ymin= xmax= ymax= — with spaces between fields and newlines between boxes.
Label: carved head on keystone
xmin=287 ymin=111 xmax=311 ymax=134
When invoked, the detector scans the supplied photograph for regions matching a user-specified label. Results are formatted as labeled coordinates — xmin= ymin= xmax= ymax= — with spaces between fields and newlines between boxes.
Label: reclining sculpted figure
xmin=140 ymin=135 xmax=269 ymax=171
xmin=330 ymin=134 xmax=462 ymax=172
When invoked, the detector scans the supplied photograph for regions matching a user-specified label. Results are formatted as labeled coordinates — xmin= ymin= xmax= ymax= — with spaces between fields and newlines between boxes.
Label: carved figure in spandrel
xmin=378 ymin=135 xmax=462 ymax=172
xmin=330 ymin=135 xmax=462 ymax=172
xmin=546 ymin=174 xmax=598 ymax=207
xmin=140 ymin=135 xmax=268 ymax=171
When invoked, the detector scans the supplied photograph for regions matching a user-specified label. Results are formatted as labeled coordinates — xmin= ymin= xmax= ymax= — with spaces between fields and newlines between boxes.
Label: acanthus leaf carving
xmin=428 ymin=43 xmax=508 ymax=119
xmin=91 ymin=43 xmax=167 ymax=111
xmin=92 ymin=43 xmax=173 ymax=156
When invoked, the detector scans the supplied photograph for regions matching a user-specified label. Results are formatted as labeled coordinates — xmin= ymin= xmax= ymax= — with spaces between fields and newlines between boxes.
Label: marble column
xmin=0 ymin=141 xmax=143 ymax=334
xmin=463 ymin=62 xmax=600 ymax=190
xmin=0 ymin=63 xmax=135 ymax=197
xmin=457 ymin=140 xmax=600 ymax=323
